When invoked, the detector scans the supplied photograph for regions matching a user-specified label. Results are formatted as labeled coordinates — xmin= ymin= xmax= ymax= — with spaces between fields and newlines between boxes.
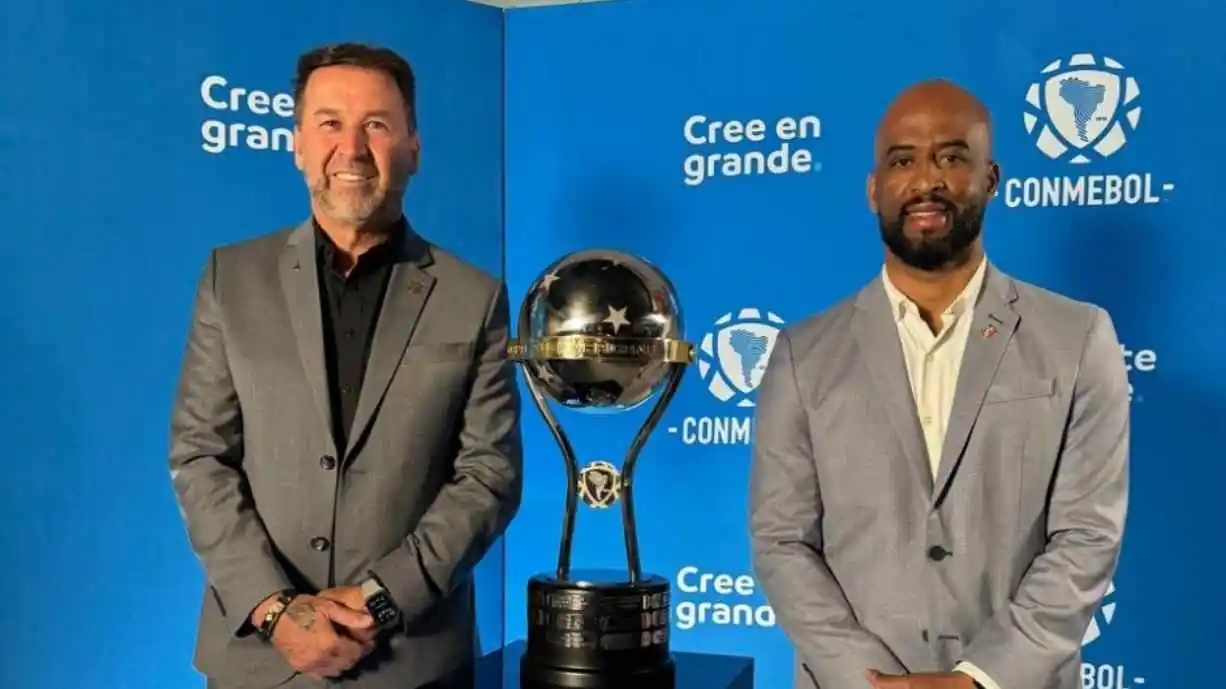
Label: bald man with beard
xmin=749 ymin=80 xmax=1130 ymax=689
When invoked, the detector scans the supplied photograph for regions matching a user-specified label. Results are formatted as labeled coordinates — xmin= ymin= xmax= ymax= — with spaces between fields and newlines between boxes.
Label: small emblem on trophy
xmin=578 ymin=461 xmax=622 ymax=508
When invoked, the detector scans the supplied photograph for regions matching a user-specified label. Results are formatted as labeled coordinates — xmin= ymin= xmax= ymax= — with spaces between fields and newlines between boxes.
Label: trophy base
xmin=521 ymin=658 xmax=676 ymax=689
xmin=522 ymin=570 xmax=675 ymax=689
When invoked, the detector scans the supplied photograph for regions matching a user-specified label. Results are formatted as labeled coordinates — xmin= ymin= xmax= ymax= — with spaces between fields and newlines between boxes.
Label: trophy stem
xmin=618 ymin=362 xmax=688 ymax=584
xmin=518 ymin=365 xmax=582 ymax=580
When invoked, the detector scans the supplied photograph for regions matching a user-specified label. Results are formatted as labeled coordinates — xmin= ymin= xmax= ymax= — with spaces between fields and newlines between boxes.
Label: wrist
xmin=361 ymin=572 xmax=402 ymax=630
xmin=251 ymin=590 xmax=297 ymax=641
xmin=249 ymin=589 xmax=290 ymax=623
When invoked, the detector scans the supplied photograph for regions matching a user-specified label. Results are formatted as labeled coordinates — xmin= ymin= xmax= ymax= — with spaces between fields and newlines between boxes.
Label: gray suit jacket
xmin=749 ymin=263 xmax=1129 ymax=689
xmin=169 ymin=220 xmax=523 ymax=689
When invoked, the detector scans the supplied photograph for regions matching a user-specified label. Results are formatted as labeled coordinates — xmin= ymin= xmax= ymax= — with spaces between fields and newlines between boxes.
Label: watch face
xmin=367 ymin=593 xmax=399 ymax=627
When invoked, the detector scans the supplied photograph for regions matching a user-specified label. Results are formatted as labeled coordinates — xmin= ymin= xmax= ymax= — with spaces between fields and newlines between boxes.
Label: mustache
xmin=902 ymin=195 xmax=956 ymax=213
xmin=326 ymin=153 xmax=377 ymax=176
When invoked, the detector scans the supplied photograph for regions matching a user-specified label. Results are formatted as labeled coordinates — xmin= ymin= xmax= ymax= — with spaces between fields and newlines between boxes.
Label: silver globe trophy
xmin=507 ymin=249 xmax=694 ymax=689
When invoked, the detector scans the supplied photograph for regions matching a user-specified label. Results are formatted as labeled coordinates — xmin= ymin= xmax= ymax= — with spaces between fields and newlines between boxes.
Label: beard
xmin=877 ymin=199 xmax=985 ymax=271
xmin=312 ymin=177 xmax=387 ymax=224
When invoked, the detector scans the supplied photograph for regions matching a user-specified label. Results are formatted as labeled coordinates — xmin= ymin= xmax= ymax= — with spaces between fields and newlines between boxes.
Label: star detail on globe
xmin=603 ymin=305 xmax=631 ymax=334
xmin=539 ymin=272 xmax=559 ymax=292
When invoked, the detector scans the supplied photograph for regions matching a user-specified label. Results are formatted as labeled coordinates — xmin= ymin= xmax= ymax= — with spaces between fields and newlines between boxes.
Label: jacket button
xmin=927 ymin=545 xmax=950 ymax=561
xmin=310 ymin=537 xmax=330 ymax=552
xmin=319 ymin=455 xmax=336 ymax=470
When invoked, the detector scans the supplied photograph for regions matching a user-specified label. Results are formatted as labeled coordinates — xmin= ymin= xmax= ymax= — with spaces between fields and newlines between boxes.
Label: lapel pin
xmin=980 ymin=324 xmax=997 ymax=339
xmin=407 ymin=279 xmax=424 ymax=294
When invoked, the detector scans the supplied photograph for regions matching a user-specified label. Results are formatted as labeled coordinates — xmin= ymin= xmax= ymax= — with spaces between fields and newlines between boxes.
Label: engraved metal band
xmin=256 ymin=591 xmax=296 ymax=642
xmin=507 ymin=336 xmax=694 ymax=363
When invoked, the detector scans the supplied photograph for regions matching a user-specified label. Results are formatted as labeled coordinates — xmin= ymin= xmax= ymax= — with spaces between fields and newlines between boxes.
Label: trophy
xmin=507 ymin=249 xmax=694 ymax=689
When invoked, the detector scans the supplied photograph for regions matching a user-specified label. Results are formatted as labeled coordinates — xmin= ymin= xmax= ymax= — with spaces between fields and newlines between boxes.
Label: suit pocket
xmin=195 ymin=588 xmax=296 ymax=689
xmin=800 ymin=662 xmax=820 ymax=688
xmin=984 ymin=376 xmax=1054 ymax=404
xmin=401 ymin=341 xmax=474 ymax=364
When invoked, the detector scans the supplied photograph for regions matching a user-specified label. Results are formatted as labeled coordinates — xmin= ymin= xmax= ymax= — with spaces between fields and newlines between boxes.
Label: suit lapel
xmin=931 ymin=265 xmax=1020 ymax=505
xmin=852 ymin=280 xmax=934 ymax=496
xmin=280 ymin=221 xmax=337 ymax=455
xmin=344 ymin=231 xmax=436 ymax=459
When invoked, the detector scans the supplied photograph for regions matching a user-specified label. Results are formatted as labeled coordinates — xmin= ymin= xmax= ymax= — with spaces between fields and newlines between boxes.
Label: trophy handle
xmin=619 ymin=361 xmax=688 ymax=584
xmin=517 ymin=363 xmax=583 ymax=581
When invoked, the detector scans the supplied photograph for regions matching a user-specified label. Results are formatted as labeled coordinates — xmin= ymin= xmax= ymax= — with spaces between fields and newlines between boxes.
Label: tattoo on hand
xmin=284 ymin=600 xmax=317 ymax=630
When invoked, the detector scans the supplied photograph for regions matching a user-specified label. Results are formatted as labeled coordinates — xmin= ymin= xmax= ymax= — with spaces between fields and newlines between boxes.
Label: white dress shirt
xmin=880 ymin=257 xmax=1001 ymax=689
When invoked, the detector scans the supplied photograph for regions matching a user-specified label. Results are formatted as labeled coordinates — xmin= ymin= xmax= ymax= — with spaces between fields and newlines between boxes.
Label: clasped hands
xmin=867 ymin=669 xmax=977 ymax=689
xmin=254 ymin=586 xmax=380 ymax=680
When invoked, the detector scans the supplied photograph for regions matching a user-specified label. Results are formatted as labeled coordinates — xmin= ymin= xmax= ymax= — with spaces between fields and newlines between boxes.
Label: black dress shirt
xmin=314 ymin=220 xmax=405 ymax=451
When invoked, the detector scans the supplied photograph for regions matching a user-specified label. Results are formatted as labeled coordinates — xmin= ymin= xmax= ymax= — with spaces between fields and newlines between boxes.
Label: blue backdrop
xmin=502 ymin=1 xmax=1226 ymax=689
xmin=3 ymin=0 xmax=1224 ymax=687
xmin=0 ymin=1 xmax=504 ymax=688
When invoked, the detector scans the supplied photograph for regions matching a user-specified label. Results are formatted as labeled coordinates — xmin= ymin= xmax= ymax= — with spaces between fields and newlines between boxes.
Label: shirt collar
xmin=880 ymin=256 xmax=988 ymax=323
xmin=313 ymin=216 xmax=407 ymax=267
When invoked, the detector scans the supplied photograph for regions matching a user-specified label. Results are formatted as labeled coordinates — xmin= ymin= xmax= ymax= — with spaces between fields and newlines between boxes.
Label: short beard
xmin=878 ymin=202 xmax=985 ymax=272
xmin=312 ymin=184 xmax=386 ymax=225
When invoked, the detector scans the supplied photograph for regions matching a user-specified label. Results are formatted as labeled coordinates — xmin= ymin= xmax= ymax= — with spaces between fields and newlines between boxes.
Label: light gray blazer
xmin=168 ymin=220 xmax=522 ymax=689
xmin=749 ymin=263 xmax=1129 ymax=689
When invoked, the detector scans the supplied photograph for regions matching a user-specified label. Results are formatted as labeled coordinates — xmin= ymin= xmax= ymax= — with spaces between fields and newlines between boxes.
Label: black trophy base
xmin=522 ymin=657 xmax=674 ymax=689
xmin=522 ymin=571 xmax=674 ymax=689
xmin=443 ymin=640 xmax=754 ymax=689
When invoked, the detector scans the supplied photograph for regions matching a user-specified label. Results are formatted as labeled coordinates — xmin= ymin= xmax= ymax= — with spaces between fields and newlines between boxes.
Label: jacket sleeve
xmin=168 ymin=250 xmax=293 ymax=636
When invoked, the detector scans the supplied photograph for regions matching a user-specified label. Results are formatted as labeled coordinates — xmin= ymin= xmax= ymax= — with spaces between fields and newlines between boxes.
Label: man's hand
xmin=256 ymin=594 xmax=375 ymax=679
xmin=866 ymin=670 xmax=976 ymax=689
xmin=317 ymin=586 xmax=379 ymax=644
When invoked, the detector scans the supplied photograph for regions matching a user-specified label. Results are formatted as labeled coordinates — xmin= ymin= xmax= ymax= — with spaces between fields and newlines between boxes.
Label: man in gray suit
xmin=169 ymin=43 xmax=522 ymax=689
xmin=749 ymin=80 xmax=1130 ymax=689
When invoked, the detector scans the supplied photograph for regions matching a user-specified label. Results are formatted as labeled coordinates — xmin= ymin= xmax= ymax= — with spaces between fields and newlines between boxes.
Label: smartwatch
xmin=361 ymin=573 xmax=402 ymax=630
